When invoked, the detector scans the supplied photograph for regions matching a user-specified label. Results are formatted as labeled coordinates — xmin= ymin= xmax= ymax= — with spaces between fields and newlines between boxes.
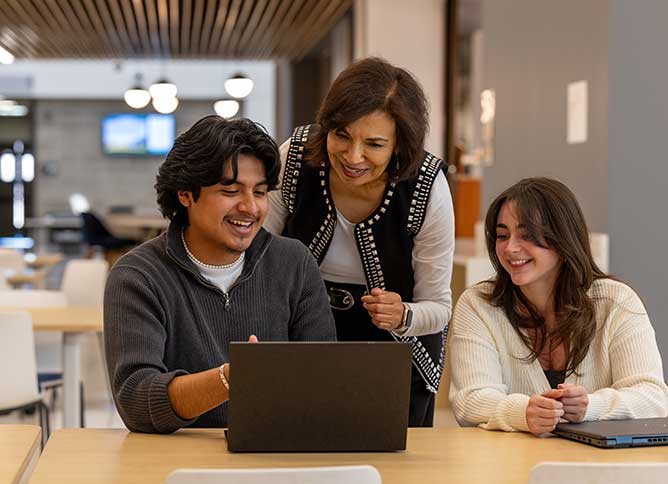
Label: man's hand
xmin=361 ymin=288 xmax=405 ymax=331
xmin=526 ymin=389 xmax=564 ymax=436
xmin=223 ymin=334 xmax=258 ymax=384
xmin=557 ymin=383 xmax=588 ymax=423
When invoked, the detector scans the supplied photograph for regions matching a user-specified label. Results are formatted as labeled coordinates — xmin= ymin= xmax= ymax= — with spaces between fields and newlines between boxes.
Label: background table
xmin=0 ymin=425 xmax=41 ymax=484
xmin=105 ymin=213 xmax=168 ymax=241
xmin=30 ymin=427 xmax=668 ymax=483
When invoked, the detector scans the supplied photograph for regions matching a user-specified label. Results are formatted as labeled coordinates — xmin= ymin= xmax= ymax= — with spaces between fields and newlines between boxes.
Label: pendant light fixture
xmin=149 ymin=78 xmax=178 ymax=100
xmin=124 ymin=73 xmax=151 ymax=109
xmin=213 ymin=99 xmax=240 ymax=119
xmin=224 ymin=73 xmax=254 ymax=99
xmin=152 ymin=95 xmax=179 ymax=114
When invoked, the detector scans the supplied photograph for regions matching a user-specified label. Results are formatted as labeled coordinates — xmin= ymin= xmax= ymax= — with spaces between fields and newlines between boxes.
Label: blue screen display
xmin=101 ymin=113 xmax=175 ymax=156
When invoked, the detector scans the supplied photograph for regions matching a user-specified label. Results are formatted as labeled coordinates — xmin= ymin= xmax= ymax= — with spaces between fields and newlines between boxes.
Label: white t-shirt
xmin=192 ymin=256 xmax=245 ymax=294
xmin=319 ymin=208 xmax=366 ymax=285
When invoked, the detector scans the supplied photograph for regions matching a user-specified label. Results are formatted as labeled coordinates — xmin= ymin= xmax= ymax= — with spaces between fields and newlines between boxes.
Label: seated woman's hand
xmin=361 ymin=288 xmax=405 ymax=331
xmin=557 ymin=383 xmax=588 ymax=423
xmin=526 ymin=389 xmax=564 ymax=436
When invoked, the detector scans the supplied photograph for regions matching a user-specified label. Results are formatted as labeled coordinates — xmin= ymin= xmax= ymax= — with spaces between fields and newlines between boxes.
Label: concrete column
xmin=353 ymin=0 xmax=446 ymax=157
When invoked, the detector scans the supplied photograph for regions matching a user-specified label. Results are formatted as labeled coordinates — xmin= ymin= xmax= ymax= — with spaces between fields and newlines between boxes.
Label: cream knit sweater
xmin=449 ymin=278 xmax=668 ymax=432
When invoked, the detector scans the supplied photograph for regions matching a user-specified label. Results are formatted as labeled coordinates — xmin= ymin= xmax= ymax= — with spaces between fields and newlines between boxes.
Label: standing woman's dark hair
xmin=483 ymin=177 xmax=608 ymax=376
xmin=306 ymin=56 xmax=429 ymax=180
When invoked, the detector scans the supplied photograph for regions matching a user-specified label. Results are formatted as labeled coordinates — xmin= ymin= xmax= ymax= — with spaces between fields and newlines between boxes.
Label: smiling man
xmin=104 ymin=116 xmax=336 ymax=434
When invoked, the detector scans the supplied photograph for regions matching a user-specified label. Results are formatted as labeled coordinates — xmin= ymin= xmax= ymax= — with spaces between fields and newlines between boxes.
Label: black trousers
xmin=324 ymin=280 xmax=435 ymax=427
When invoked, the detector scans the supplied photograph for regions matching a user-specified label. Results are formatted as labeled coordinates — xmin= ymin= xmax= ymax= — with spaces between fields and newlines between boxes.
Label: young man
xmin=104 ymin=116 xmax=336 ymax=433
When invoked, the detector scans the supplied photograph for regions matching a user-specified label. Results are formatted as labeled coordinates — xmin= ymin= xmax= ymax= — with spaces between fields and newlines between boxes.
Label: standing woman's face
xmin=326 ymin=110 xmax=397 ymax=189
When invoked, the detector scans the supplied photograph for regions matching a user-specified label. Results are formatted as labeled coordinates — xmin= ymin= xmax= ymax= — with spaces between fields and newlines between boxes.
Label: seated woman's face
xmin=326 ymin=110 xmax=397 ymax=189
xmin=495 ymin=201 xmax=562 ymax=295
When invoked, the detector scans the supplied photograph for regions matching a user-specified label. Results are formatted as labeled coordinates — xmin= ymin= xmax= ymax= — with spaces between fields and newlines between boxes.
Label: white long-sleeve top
xmin=449 ymin=278 xmax=668 ymax=433
xmin=264 ymin=141 xmax=455 ymax=337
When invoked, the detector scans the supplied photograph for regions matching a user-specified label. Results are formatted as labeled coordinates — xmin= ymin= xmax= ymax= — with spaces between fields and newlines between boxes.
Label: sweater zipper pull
xmin=224 ymin=292 xmax=231 ymax=311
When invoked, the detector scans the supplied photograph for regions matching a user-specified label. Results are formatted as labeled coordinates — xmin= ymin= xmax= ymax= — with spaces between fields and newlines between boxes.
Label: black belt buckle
xmin=327 ymin=287 xmax=355 ymax=310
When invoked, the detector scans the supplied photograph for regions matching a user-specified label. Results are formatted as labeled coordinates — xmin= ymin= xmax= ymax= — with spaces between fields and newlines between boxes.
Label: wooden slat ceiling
xmin=0 ymin=0 xmax=352 ymax=60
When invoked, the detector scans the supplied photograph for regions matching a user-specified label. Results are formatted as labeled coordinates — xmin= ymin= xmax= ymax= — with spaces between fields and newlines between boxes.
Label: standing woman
xmin=449 ymin=177 xmax=668 ymax=436
xmin=264 ymin=57 xmax=455 ymax=427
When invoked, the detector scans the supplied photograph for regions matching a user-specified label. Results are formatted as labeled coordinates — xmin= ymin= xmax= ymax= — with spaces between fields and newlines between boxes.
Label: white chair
xmin=166 ymin=466 xmax=382 ymax=484
xmin=0 ymin=311 xmax=50 ymax=448
xmin=590 ymin=232 xmax=610 ymax=273
xmin=528 ymin=462 xmax=668 ymax=484
xmin=0 ymin=289 xmax=78 ymax=424
xmin=0 ymin=289 xmax=68 ymax=376
xmin=0 ymin=247 xmax=26 ymax=273
xmin=60 ymin=259 xmax=110 ymax=406
xmin=0 ymin=248 xmax=27 ymax=288
xmin=61 ymin=259 xmax=108 ymax=306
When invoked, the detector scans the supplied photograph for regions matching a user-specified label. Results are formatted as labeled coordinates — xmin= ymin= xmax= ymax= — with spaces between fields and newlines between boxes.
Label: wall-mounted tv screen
xmin=102 ymin=113 xmax=175 ymax=156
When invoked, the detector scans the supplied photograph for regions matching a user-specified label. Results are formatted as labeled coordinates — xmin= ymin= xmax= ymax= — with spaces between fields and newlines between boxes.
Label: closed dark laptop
xmin=554 ymin=418 xmax=668 ymax=448
xmin=227 ymin=342 xmax=412 ymax=452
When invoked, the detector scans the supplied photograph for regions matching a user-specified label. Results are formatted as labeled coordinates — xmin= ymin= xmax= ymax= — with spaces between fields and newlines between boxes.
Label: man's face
xmin=179 ymin=153 xmax=269 ymax=265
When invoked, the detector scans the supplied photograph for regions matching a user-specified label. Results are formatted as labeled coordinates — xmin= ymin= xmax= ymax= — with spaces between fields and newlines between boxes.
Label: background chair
xmin=0 ymin=248 xmax=27 ymax=288
xmin=61 ymin=259 xmax=108 ymax=306
xmin=80 ymin=212 xmax=137 ymax=251
xmin=80 ymin=211 xmax=137 ymax=268
xmin=529 ymin=462 xmax=668 ymax=483
xmin=0 ymin=311 xmax=51 ymax=448
xmin=0 ymin=247 xmax=26 ymax=272
xmin=590 ymin=232 xmax=610 ymax=273
xmin=166 ymin=466 xmax=382 ymax=484
xmin=0 ymin=289 xmax=85 ymax=426
xmin=61 ymin=259 xmax=110 ymax=407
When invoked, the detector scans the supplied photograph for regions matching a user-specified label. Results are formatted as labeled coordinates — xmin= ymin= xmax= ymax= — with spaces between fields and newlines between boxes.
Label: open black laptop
xmin=226 ymin=341 xmax=412 ymax=452
xmin=553 ymin=418 xmax=668 ymax=448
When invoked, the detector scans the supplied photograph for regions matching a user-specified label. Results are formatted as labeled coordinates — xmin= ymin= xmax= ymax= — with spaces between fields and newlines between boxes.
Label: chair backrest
xmin=166 ymin=466 xmax=382 ymax=484
xmin=81 ymin=212 xmax=113 ymax=244
xmin=528 ymin=462 xmax=668 ymax=484
xmin=0 ymin=290 xmax=68 ymax=373
xmin=61 ymin=259 xmax=109 ymax=306
xmin=0 ymin=311 xmax=40 ymax=409
xmin=0 ymin=248 xmax=25 ymax=274
xmin=590 ymin=232 xmax=610 ymax=273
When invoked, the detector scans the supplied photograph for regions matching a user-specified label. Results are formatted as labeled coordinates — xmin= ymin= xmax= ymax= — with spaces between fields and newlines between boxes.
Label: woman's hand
xmin=526 ymin=389 xmax=564 ymax=436
xmin=557 ymin=383 xmax=589 ymax=423
xmin=361 ymin=288 xmax=405 ymax=331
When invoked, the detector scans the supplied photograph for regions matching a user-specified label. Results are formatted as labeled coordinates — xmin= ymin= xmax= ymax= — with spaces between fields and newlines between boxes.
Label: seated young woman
xmin=449 ymin=177 xmax=668 ymax=436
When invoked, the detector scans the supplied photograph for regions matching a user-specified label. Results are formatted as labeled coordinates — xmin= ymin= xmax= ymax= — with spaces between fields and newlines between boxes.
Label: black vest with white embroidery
xmin=280 ymin=125 xmax=447 ymax=393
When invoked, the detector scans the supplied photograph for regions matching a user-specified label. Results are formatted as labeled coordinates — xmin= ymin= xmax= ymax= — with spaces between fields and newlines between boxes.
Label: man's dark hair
xmin=155 ymin=115 xmax=280 ymax=224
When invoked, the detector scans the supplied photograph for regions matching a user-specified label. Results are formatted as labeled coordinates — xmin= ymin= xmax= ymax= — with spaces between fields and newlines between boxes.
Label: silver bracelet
xmin=219 ymin=363 xmax=230 ymax=391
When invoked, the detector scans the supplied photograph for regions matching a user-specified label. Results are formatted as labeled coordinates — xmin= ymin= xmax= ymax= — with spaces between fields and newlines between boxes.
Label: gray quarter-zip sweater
xmin=104 ymin=221 xmax=336 ymax=433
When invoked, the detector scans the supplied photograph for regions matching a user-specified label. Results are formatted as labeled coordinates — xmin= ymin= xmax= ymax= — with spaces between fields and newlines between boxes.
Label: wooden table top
xmin=29 ymin=427 xmax=668 ymax=484
xmin=6 ymin=271 xmax=47 ymax=287
xmin=0 ymin=306 xmax=103 ymax=332
xmin=105 ymin=213 xmax=169 ymax=230
xmin=25 ymin=253 xmax=64 ymax=270
xmin=0 ymin=425 xmax=41 ymax=484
